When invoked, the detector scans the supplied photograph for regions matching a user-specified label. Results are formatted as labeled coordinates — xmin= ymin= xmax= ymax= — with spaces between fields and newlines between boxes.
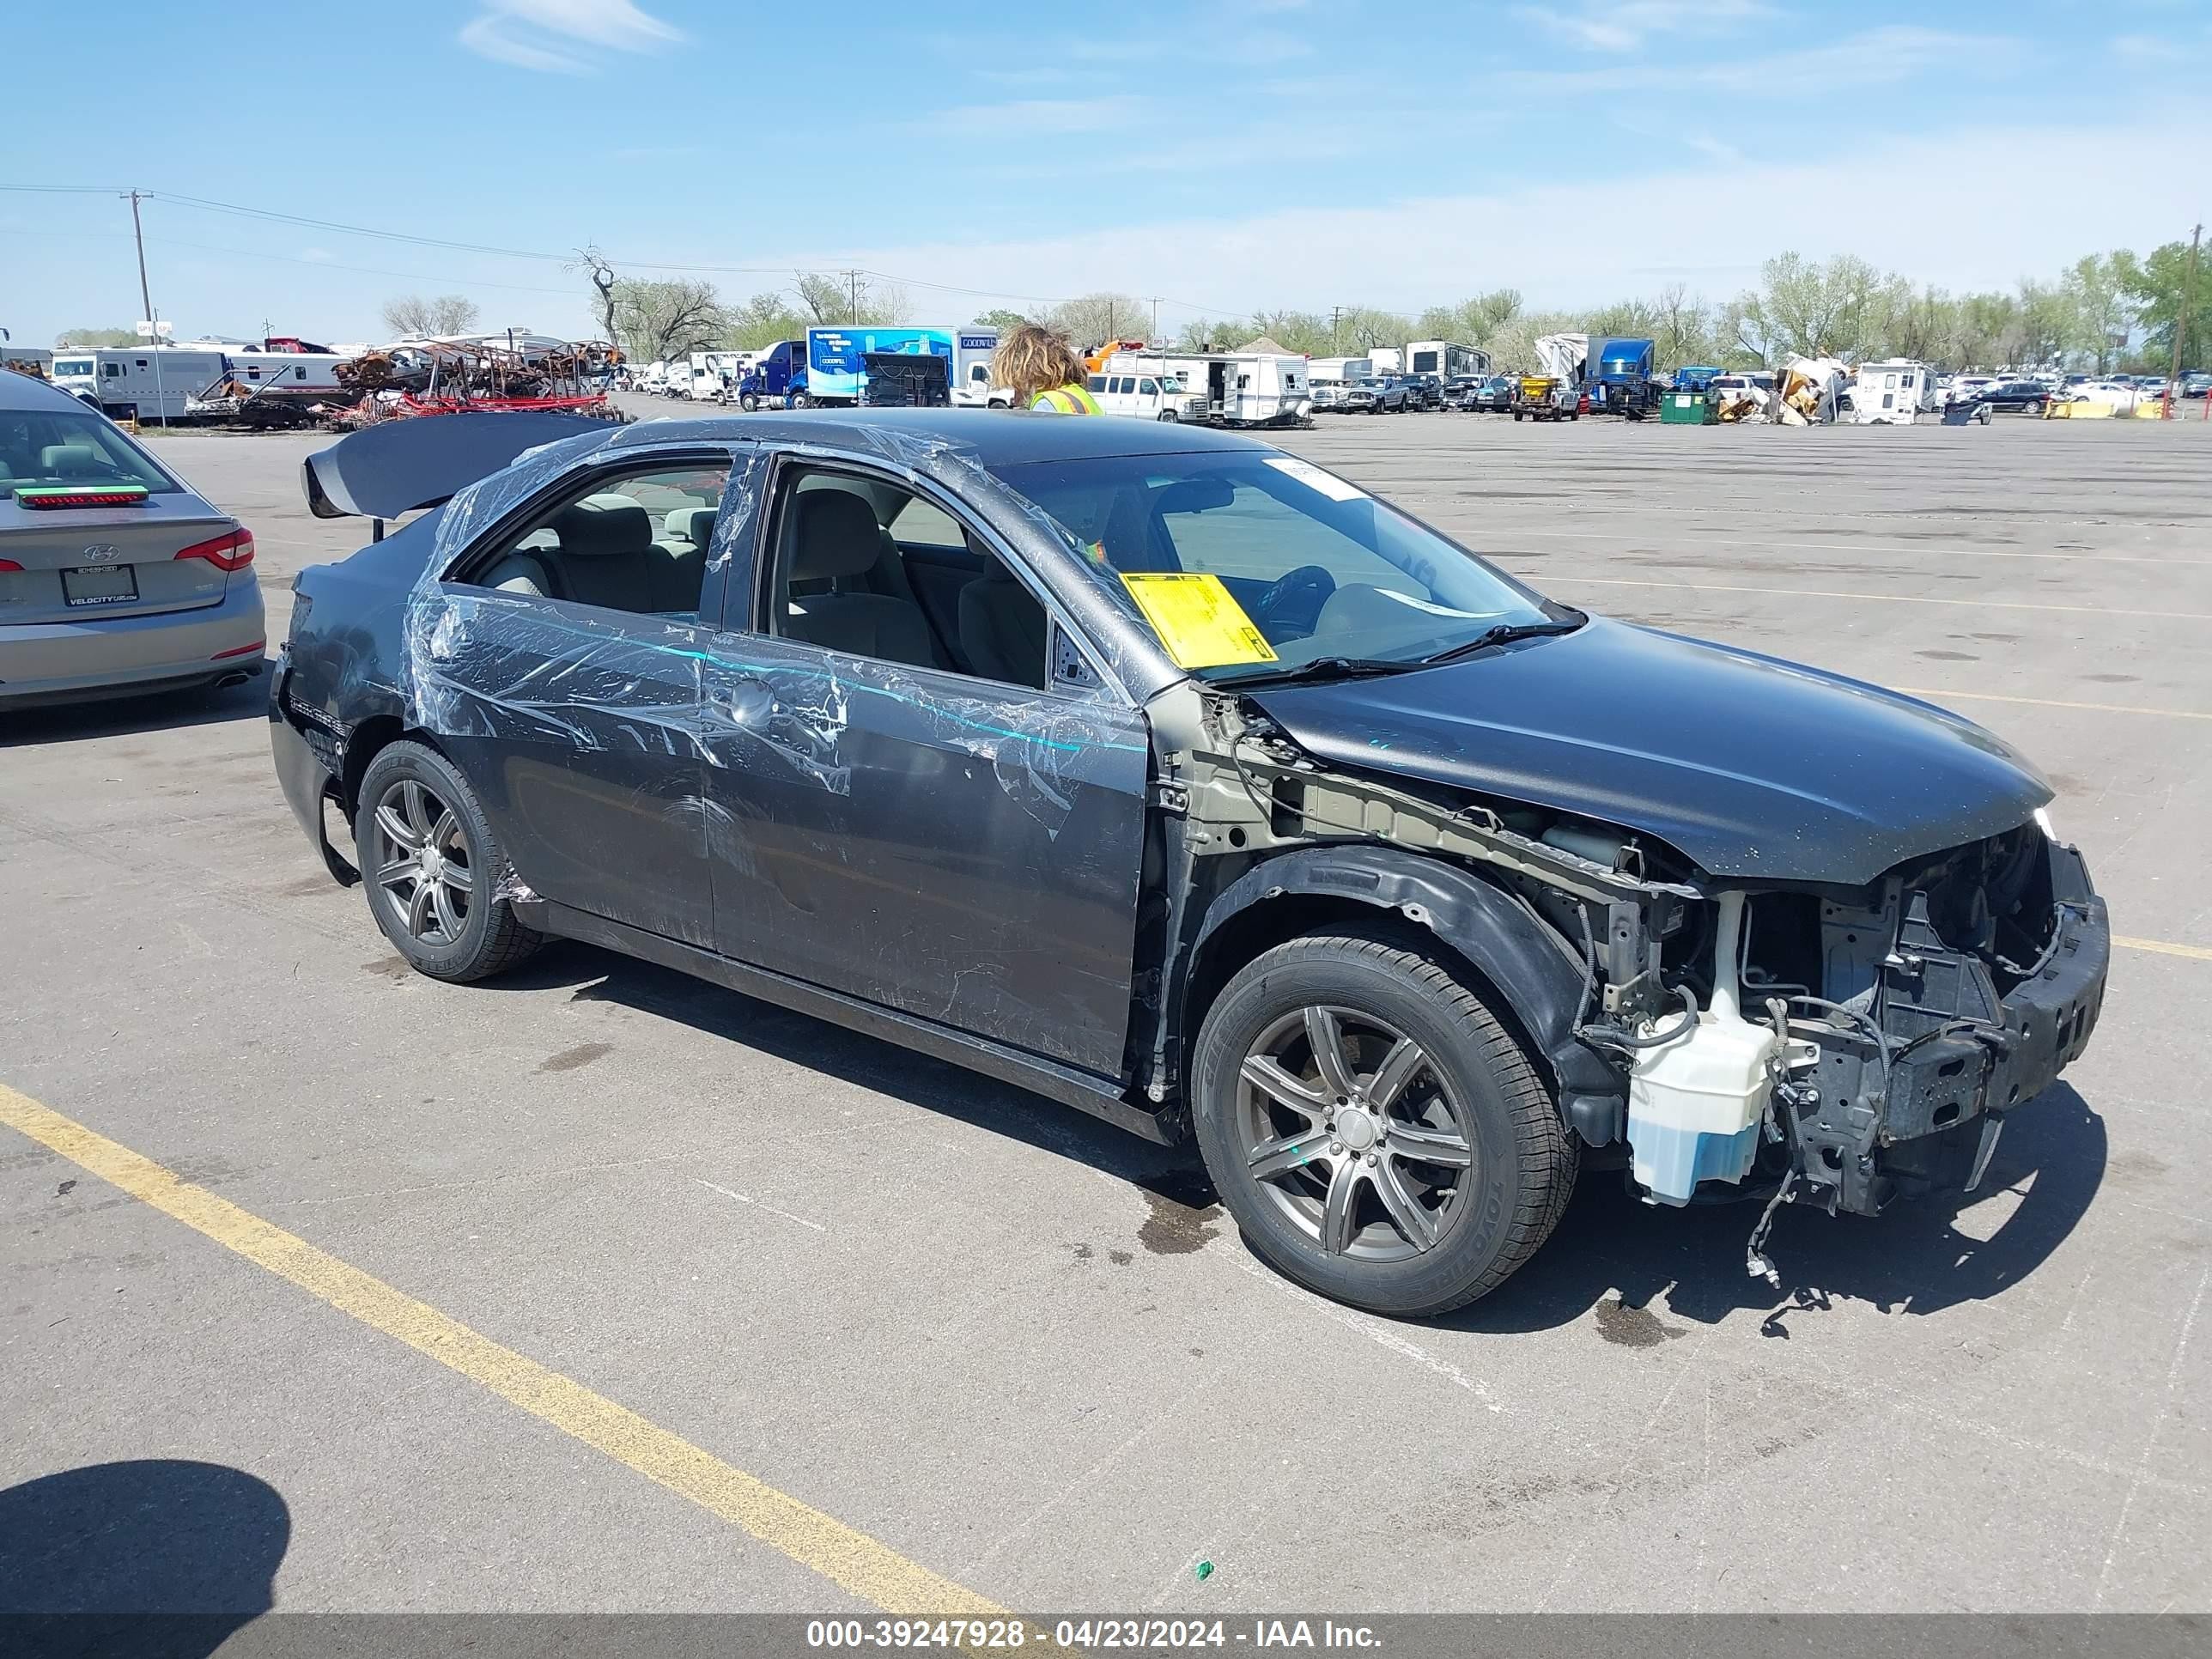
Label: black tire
xmin=1157 ymin=409 xmax=1179 ymax=422
xmin=790 ymin=392 xmax=812 ymax=410
xmin=355 ymin=740 xmax=544 ymax=983
xmin=1512 ymin=410 xmax=1524 ymax=422
xmin=738 ymin=392 xmax=760 ymax=412
xmin=1190 ymin=928 xmax=1577 ymax=1317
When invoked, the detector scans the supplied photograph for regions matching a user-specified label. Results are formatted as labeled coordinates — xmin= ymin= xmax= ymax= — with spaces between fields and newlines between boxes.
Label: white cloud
xmin=1502 ymin=25 xmax=2018 ymax=95
xmin=1516 ymin=0 xmax=1775 ymax=53
xmin=459 ymin=0 xmax=681 ymax=75
xmin=742 ymin=120 xmax=2201 ymax=319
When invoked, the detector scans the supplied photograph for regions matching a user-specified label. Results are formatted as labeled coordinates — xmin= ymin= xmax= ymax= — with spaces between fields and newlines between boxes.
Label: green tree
xmin=1045 ymin=292 xmax=1152 ymax=349
xmin=1729 ymin=252 xmax=1886 ymax=362
xmin=972 ymin=307 xmax=1036 ymax=331
xmin=2060 ymin=253 xmax=2133 ymax=374
xmin=54 ymin=326 xmax=140 ymax=347
xmin=721 ymin=291 xmax=810 ymax=351
xmin=2116 ymin=240 xmax=2210 ymax=371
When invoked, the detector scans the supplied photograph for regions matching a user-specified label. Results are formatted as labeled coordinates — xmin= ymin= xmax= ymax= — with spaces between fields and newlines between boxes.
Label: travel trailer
xmin=1106 ymin=350 xmax=1310 ymax=426
xmin=1404 ymin=340 xmax=1489 ymax=380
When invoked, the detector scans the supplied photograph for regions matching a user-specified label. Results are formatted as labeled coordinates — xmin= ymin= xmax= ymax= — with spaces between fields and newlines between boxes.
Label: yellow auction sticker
xmin=1121 ymin=573 xmax=1279 ymax=668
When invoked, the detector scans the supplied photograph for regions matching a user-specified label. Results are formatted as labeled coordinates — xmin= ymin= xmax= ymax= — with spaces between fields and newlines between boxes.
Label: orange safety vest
xmin=1030 ymin=382 xmax=1103 ymax=414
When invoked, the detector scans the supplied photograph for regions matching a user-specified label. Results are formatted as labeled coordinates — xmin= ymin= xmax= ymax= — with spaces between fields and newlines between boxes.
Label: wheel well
xmin=1179 ymin=892 xmax=1552 ymax=1102
xmin=339 ymin=715 xmax=444 ymax=818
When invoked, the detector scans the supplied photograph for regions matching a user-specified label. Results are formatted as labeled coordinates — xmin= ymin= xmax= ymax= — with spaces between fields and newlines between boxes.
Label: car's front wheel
xmin=1191 ymin=929 xmax=1577 ymax=1317
xmin=356 ymin=741 xmax=544 ymax=983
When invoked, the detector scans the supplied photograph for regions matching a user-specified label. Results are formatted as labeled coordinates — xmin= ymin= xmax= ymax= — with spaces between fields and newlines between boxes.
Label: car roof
xmin=0 ymin=370 xmax=99 ymax=414
xmin=605 ymin=407 xmax=1270 ymax=465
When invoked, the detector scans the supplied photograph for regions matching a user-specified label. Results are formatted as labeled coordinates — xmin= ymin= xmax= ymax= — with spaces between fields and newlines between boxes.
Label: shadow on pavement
xmin=0 ymin=1457 xmax=289 ymax=1655
xmin=500 ymin=945 xmax=2106 ymax=1329
xmin=0 ymin=665 xmax=270 ymax=748
xmin=1450 ymin=1084 xmax=2106 ymax=1335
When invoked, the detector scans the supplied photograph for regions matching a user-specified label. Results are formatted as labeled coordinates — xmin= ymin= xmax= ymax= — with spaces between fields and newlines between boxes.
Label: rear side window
xmin=0 ymin=410 xmax=178 ymax=491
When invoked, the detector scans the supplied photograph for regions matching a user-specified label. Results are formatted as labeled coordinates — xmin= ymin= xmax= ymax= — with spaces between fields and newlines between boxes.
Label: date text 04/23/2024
xmin=804 ymin=1619 xmax=1382 ymax=1650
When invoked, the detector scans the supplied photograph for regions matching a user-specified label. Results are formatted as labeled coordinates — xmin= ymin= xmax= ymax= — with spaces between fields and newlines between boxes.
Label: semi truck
xmin=737 ymin=326 xmax=1000 ymax=410
xmin=1586 ymin=337 xmax=1659 ymax=419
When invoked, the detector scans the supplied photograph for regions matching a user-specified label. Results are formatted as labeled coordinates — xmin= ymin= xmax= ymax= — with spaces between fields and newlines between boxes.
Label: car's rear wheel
xmin=1191 ymin=930 xmax=1577 ymax=1317
xmin=356 ymin=741 xmax=544 ymax=983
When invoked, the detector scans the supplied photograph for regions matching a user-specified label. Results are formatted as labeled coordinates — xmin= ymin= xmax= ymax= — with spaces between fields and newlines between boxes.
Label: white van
xmin=1083 ymin=370 xmax=1207 ymax=422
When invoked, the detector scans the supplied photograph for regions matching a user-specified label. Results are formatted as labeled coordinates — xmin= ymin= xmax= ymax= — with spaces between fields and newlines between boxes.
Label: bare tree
xmin=606 ymin=279 xmax=726 ymax=362
xmin=792 ymin=271 xmax=908 ymax=326
xmin=380 ymin=294 xmax=481 ymax=338
xmin=1045 ymin=292 xmax=1152 ymax=349
xmin=577 ymin=246 xmax=620 ymax=347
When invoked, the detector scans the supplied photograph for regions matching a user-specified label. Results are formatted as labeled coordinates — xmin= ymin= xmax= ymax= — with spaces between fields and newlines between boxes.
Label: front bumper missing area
xmin=1788 ymin=842 xmax=2108 ymax=1216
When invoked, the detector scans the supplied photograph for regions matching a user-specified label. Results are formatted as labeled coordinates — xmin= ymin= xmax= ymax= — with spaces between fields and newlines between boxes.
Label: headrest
xmin=552 ymin=495 xmax=652 ymax=558
xmin=791 ymin=491 xmax=883 ymax=581
xmin=665 ymin=506 xmax=718 ymax=549
xmin=41 ymin=444 xmax=102 ymax=476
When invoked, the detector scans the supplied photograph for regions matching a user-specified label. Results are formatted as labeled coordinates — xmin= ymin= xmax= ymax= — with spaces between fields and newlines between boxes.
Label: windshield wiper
xmin=1420 ymin=614 xmax=1585 ymax=665
xmin=1212 ymin=655 xmax=1426 ymax=689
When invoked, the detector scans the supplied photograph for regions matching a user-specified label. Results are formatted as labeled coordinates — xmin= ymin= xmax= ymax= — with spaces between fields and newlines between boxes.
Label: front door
xmin=699 ymin=459 xmax=1150 ymax=1076
xmin=428 ymin=453 xmax=738 ymax=947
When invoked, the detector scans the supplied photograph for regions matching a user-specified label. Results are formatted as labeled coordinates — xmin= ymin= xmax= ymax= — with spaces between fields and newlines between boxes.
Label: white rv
xmin=1850 ymin=360 xmax=1938 ymax=425
xmin=1405 ymin=340 xmax=1489 ymax=380
xmin=50 ymin=347 xmax=228 ymax=422
xmin=1107 ymin=350 xmax=1310 ymax=426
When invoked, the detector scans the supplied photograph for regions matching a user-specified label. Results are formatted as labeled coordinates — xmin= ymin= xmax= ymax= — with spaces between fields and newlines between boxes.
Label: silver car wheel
xmin=1235 ymin=1004 xmax=1474 ymax=1262
xmin=368 ymin=778 xmax=475 ymax=947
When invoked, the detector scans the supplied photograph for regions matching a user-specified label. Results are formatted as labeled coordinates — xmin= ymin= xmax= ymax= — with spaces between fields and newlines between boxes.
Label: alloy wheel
xmin=1235 ymin=1005 xmax=1475 ymax=1262
xmin=369 ymin=778 xmax=475 ymax=947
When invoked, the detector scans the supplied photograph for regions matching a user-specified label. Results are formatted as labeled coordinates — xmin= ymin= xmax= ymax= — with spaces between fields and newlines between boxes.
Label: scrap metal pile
xmin=323 ymin=339 xmax=625 ymax=429
xmin=1714 ymin=356 xmax=1850 ymax=425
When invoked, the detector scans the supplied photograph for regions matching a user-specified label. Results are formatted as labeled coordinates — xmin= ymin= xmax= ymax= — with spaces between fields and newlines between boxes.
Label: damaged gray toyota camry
xmin=270 ymin=410 xmax=2107 ymax=1317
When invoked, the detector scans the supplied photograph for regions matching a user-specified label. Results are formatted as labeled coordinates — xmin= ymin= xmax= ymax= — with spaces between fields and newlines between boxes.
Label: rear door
xmin=424 ymin=447 xmax=746 ymax=947
xmin=0 ymin=409 xmax=242 ymax=625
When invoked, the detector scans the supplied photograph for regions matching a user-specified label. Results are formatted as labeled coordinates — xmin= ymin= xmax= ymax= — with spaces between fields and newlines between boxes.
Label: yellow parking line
xmin=0 ymin=1083 xmax=1006 ymax=1620
xmin=1891 ymin=687 xmax=2212 ymax=721
xmin=1559 ymin=576 xmax=2209 ymax=622
xmin=2118 ymin=936 xmax=2212 ymax=963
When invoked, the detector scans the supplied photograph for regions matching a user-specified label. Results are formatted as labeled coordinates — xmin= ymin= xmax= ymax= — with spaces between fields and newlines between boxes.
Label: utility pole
xmin=842 ymin=270 xmax=862 ymax=324
xmin=127 ymin=190 xmax=155 ymax=328
xmin=2166 ymin=222 xmax=2201 ymax=411
xmin=1330 ymin=305 xmax=1346 ymax=353
xmin=1148 ymin=296 xmax=1162 ymax=343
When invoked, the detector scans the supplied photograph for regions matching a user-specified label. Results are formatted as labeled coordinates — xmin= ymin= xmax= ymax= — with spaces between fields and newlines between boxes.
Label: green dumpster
xmin=1660 ymin=390 xmax=1713 ymax=424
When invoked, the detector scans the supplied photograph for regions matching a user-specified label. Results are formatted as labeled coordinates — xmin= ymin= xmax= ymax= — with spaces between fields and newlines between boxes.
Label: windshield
xmin=0 ymin=409 xmax=179 ymax=492
xmin=53 ymin=358 xmax=95 ymax=378
xmin=988 ymin=450 xmax=1559 ymax=678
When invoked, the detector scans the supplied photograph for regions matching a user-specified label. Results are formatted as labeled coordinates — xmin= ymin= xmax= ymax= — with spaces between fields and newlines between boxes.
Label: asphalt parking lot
xmin=3 ymin=406 xmax=2208 ymax=1618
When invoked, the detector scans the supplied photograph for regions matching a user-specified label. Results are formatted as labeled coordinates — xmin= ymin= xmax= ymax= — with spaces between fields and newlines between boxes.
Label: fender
xmin=1186 ymin=845 xmax=1630 ymax=1143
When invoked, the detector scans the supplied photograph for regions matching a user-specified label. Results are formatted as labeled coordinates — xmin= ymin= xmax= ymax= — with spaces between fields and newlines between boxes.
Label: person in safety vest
xmin=992 ymin=324 xmax=1101 ymax=413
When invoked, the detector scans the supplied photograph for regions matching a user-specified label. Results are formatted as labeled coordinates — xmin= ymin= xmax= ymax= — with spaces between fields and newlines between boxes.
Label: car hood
xmin=1242 ymin=617 xmax=2051 ymax=885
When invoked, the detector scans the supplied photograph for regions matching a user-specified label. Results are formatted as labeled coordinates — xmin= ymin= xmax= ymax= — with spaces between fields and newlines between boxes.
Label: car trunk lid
xmin=0 ymin=492 xmax=243 ymax=624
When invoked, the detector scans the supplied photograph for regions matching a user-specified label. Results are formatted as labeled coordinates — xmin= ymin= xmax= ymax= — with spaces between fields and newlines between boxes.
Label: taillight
xmin=175 ymin=527 xmax=255 ymax=572
xmin=0 ymin=559 xmax=21 ymax=573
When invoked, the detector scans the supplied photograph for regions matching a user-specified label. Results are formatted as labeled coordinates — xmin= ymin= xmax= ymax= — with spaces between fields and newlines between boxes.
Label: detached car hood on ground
xmin=1244 ymin=617 xmax=2052 ymax=884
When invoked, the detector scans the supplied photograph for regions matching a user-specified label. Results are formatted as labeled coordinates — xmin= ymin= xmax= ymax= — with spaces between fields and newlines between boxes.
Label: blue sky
xmin=4 ymin=0 xmax=2207 ymax=347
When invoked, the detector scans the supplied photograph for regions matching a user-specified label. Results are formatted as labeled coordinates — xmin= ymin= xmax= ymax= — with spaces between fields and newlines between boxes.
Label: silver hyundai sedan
xmin=0 ymin=369 xmax=265 ymax=706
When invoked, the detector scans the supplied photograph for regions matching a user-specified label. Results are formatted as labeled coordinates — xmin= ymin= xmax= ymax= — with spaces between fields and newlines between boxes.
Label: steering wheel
xmin=1249 ymin=563 xmax=1335 ymax=626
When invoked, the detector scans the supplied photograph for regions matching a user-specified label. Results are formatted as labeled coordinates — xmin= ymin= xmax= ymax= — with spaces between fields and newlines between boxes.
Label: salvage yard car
xmin=270 ymin=409 xmax=2108 ymax=1317
xmin=1 ymin=369 xmax=266 ymax=706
